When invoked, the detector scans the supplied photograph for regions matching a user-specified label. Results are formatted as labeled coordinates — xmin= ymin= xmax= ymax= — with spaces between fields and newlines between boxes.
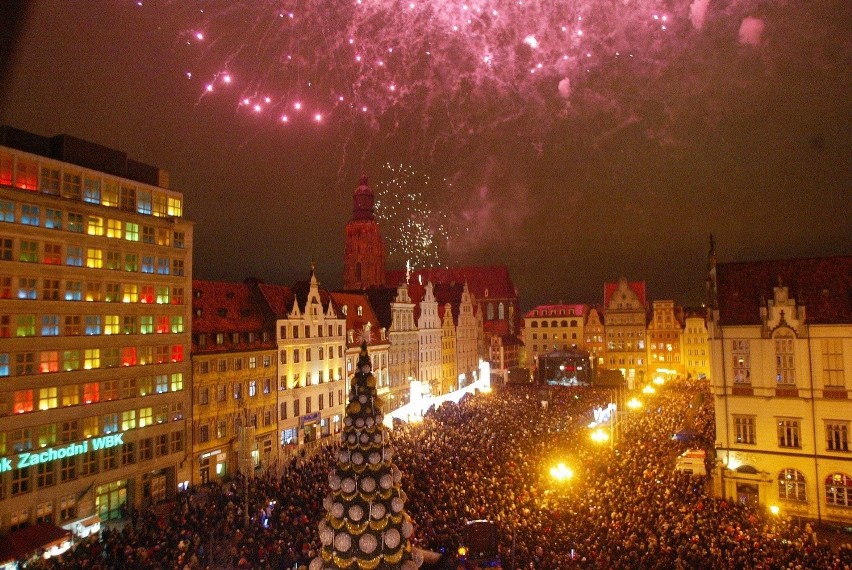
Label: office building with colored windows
xmin=0 ymin=127 xmax=192 ymax=534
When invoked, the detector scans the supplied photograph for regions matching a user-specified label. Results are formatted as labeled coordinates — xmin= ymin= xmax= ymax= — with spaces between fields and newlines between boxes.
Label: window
xmin=249 ymin=380 xmax=257 ymax=397
xmin=142 ymin=225 xmax=155 ymax=244
xmin=826 ymin=473 xmax=852 ymax=507
xmin=155 ymin=286 xmax=169 ymax=304
xmin=141 ymin=256 xmax=155 ymax=273
xmin=157 ymin=228 xmax=171 ymax=246
xmin=123 ymin=284 xmax=138 ymax=303
xmin=827 ymin=422 xmax=849 ymax=452
xmin=124 ymin=253 xmax=138 ymax=272
xmin=137 ymin=190 xmax=152 ymax=215
xmin=199 ymin=424 xmax=210 ymax=443
xmin=85 ymin=315 xmax=101 ymax=335
xmin=84 ymin=349 xmax=100 ymax=369
xmin=139 ymin=438 xmax=153 ymax=461
xmin=16 ymin=352 xmax=36 ymax=375
xmin=106 ymin=250 xmax=121 ymax=270
xmin=140 ymin=315 xmax=153 ymax=334
xmin=157 ymin=257 xmax=170 ymax=275
xmin=170 ymin=315 xmax=184 ymax=333
xmin=122 ymin=410 xmax=137 ymax=430
xmin=263 ymin=378 xmax=271 ymax=395
xmin=65 ymin=212 xmax=83 ymax=234
xmin=174 ymin=231 xmax=185 ymax=248
xmin=64 ymin=280 xmax=82 ymax=301
xmin=85 ymin=282 xmax=101 ymax=301
xmin=105 ymin=282 xmax=120 ymax=302
xmin=83 ymin=176 xmax=101 ymax=203
xmin=41 ymin=315 xmax=59 ymax=336
xmin=39 ymin=351 xmax=59 ymax=373
xmin=775 ymin=334 xmax=795 ymax=385
xmin=106 ymin=219 xmax=122 ymax=239
xmin=14 ymin=389 xmax=34 ymax=413
xmin=777 ymin=419 xmax=801 ymax=448
xmin=86 ymin=248 xmax=103 ymax=268
xmin=732 ymin=339 xmax=750 ymax=383
xmin=40 ymin=166 xmax=60 ymax=194
xmin=87 ymin=215 xmax=104 ymax=236
xmin=16 ymin=314 xmax=36 ymax=336
xmin=62 ymin=349 xmax=80 ymax=370
xmin=233 ymin=383 xmax=242 ymax=400
xmin=171 ymin=287 xmax=185 ymax=305
xmin=171 ymin=373 xmax=183 ymax=391
xmin=102 ymin=180 xmax=119 ymax=207
xmin=62 ymin=172 xmax=81 ymax=199
xmin=0 ymin=237 xmax=12 ymax=260
xmin=0 ymin=199 xmax=13 ymax=222
xmin=120 ymin=186 xmax=136 ymax=211
xmin=61 ymin=385 xmax=78 ymax=407
xmin=38 ymin=387 xmax=58 ymax=410
xmin=20 ymin=240 xmax=38 ymax=262
xmin=822 ymin=338 xmax=845 ymax=388
xmin=66 ymin=245 xmax=83 ymax=267
xmin=21 ymin=204 xmax=39 ymax=225
xmin=44 ymin=243 xmax=61 ymax=264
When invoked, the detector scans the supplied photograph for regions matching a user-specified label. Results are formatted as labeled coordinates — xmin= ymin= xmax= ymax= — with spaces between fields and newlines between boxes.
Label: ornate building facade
xmin=603 ymin=278 xmax=648 ymax=389
xmin=646 ymin=300 xmax=684 ymax=378
xmin=708 ymin=253 xmax=852 ymax=525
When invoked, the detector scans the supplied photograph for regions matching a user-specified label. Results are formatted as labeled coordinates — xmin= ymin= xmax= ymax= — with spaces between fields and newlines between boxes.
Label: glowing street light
xmin=590 ymin=427 xmax=610 ymax=443
xmin=549 ymin=462 xmax=574 ymax=482
xmin=627 ymin=397 xmax=643 ymax=410
xmin=642 ymin=385 xmax=656 ymax=395
xmin=769 ymin=504 xmax=780 ymax=516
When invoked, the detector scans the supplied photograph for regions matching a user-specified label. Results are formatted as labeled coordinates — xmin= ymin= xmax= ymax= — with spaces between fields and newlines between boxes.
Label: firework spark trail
xmin=374 ymin=163 xmax=462 ymax=268
xmin=166 ymin=0 xmax=746 ymax=150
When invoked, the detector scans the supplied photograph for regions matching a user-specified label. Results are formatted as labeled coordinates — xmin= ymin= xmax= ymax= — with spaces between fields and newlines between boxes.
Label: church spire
xmin=352 ymin=174 xmax=375 ymax=222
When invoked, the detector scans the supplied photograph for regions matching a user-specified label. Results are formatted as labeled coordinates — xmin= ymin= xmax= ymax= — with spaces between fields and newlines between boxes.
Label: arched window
xmin=560 ymin=320 xmax=568 ymax=327
xmin=487 ymin=303 xmax=494 ymax=321
xmin=778 ymin=469 xmax=807 ymax=502
xmin=498 ymin=303 xmax=505 ymax=320
xmin=825 ymin=473 xmax=852 ymax=507
xmin=541 ymin=321 xmax=548 ymax=328
xmin=531 ymin=322 xmax=538 ymax=328
xmin=550 ymin=320 xmax=557 ymax=328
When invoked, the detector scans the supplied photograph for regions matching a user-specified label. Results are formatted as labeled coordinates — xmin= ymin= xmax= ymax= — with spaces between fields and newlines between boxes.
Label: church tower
xmin=343 ymin=175 xmax=387 ymax=290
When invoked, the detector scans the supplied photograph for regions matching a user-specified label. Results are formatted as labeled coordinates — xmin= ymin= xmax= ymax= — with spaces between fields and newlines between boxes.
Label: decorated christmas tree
xmin=311 ymin=342 xmax=423 ymax=570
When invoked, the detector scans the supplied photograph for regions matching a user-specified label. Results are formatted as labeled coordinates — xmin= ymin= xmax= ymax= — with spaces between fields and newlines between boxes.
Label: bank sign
xmin=0 ymin=433 xmax=125 ymax=473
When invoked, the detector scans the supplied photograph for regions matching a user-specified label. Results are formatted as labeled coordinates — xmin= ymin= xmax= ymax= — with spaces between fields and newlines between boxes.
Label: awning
xmin=0 ymin=523 xmax=72 ymax=564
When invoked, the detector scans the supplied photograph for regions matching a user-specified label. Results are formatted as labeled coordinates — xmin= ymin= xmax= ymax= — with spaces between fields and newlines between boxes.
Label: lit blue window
xmin=83 ymin=177 xmax=101 ymax=204
xmin=45 ymin=209 xmax=62 ymax=229
xmin=41 ymin=315 xmax=59 ymax=336
xmin=0 ymin=353 xmax=8 ymax=376
xmin=137 ymin=190 xmax=152 ymax=215
xmin=0 ymin=200 xmax=14 ymax=222
xmin=21 ymin=204 xmax=39 ymax=226
xmin=85 ymin=315 xmax=101 ymax=335
xmin=65 ymin=281 xmax=82 ymax=301
xmin=156 ymin=258 xmax=170 ymax=275
xmin=66 ymin=246 xmax=83 ymax=267
xmin=141 ymin=256 xmax=154 ymax=274
xmin=155 ymin=375 xmax=169 ymax=394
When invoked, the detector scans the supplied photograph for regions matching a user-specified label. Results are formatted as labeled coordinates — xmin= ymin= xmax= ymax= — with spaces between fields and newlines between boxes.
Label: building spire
xmin=352 ymin=174 xmax=375 ymax=222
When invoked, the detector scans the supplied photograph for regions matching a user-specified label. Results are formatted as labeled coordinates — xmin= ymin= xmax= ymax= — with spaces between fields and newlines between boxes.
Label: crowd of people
xmin=23 ymin=377 xmax=852 ymax=569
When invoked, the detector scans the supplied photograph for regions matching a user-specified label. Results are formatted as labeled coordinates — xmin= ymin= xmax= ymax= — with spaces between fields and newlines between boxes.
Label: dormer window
xmin=357 ymin=306 xmax=363 ymax=317
xmin=342 ymin=305 xmax=348 ymax=316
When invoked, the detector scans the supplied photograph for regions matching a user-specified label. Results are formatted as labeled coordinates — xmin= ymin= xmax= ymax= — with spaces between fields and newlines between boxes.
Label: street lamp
xmin=549 ymin=462 xmax=574 ymax=482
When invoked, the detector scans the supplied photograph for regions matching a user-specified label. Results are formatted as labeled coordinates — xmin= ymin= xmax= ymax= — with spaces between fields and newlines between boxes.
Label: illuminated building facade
xmin=522 ymin=304 xmax=588 ymax=368
xmin=260 ymin=269 xmax=347 ymax=450
xmin=682 ymin=309 xmax=710 ymax=379
xmin=414 ymin=282 xmax=441 ymax=396
xmin=0 ymin=127 xmax=192 ymax=532
xmin=584 ymin=306 xmax=606 ymax=368
xmin=383 ymin=282 xmax=418 ymax=410
xmin=603 ymin=278 xmax=647 ymax=389
xmin=708 ymin=253 xmax=852 ymax=525
xmin=646 ymin=300 xmax=684 ymax=378
xmin=453 ymin=283 xmax=480 ymax=389
xmin=342 ymin=176 xmax=386 ymax=290
xmin=190 ymin=280 xmax=278 ymax=485
xmin=438 ymin=301 xmax=458 ymax=394
xmin=330 ymin=291 xmax=390 ymax=409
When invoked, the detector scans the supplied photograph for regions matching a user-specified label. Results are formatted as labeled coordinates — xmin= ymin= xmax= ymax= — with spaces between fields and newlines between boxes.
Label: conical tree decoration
xmin=311 ymin=342 xmax=423 ymax=570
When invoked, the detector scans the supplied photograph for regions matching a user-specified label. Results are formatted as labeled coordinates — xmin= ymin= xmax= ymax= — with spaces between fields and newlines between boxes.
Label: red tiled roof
xmin=386 ymin=265 xmax=517 ymax=300
xmin=192 ymin=279 xmax=267 ymax=333
xmin=604 ymin=280 xmax=647 ymax=307
xmin=329 ymin=292 xmax=385 ymax=347
xmin=256 ymin=283 xmax=295 ymax=319
xmin=716 ymin=256 xmax=852 ymax=325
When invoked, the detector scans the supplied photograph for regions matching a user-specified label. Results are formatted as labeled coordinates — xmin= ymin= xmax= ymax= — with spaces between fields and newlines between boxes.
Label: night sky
xmin=1 ymin=0 xmax=849 ymax=311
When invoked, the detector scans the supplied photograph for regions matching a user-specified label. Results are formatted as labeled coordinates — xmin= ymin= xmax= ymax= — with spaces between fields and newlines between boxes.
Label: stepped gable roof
xmin=363 ymin=286 xmax=398 ymax=330
xmin=716 ymin=256 xmax=852 ymax=326
xmin=330 ymin=291 xmax=385 ymax=346
xmin=524 ymin=303 xmax=587 ymax=318
xmin=255 ymin=283 xmax=295 ymax=319
xmin=682 ymin=306 xmax=708 ymax=320
xmin=386 ymin=265 xmax=517 ymax=300
xmin=604 ymin=280 xmax=647 ymax=308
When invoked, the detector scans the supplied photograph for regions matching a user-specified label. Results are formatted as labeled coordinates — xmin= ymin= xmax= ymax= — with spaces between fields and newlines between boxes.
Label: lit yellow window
xmin=61 ymin=385 xmax=79 ymax=407
xmin=106 ymin=219 xmax=122 ymax=238
xmin=167 ymin=197 xmax=182 ymax=217
xmin=123 ymin=284 xmax=138 ymax=303
xmin=138 ymin=407 xmax=152 ymax=427
xmin=121 ymin=410 xmax=136 ymax=430
xmin=87 ymin=216 xmax=104 ymax=236
xmin=84 ymin=349 xmax=100 ymax=370
xmin=86 ymin=248 xmax=103 ymax=268
xmin=38 ymin=387 xmax=58 ymax=410
xmin=104 ymin=315 xmax=119 ymax=335
xmin=102 ymin=180 xmax=119 ymax=207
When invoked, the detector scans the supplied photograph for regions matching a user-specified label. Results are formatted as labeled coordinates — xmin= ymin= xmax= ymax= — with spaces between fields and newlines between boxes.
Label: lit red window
xmin=121 ymin=347 xmax=137 ymax=366
xmin=171 ymin=345 xmax=184 ymax=363
xmin=83 ymin=382 xmax=100 ymax=404
xmin=14 ymin=390 xmax=34 ymax=413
